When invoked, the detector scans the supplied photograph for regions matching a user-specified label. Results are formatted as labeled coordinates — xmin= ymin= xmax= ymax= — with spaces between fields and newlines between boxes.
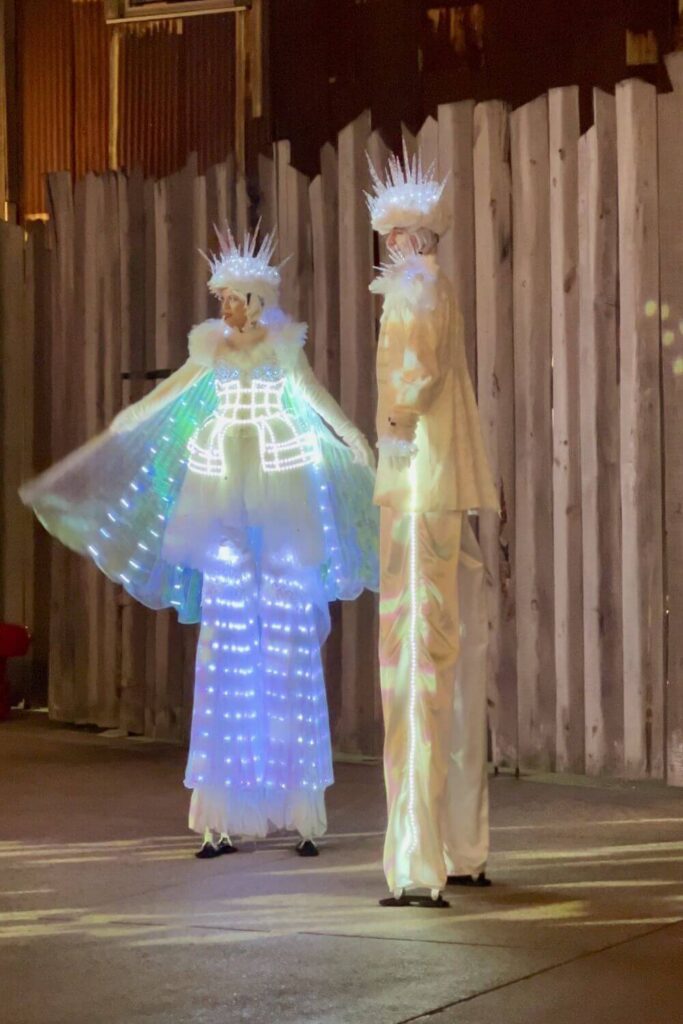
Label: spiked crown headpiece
xmin=365 ymin=142 xmax=450 ymax=236
xmin=203 ymin=223 xmax=283 ymax=306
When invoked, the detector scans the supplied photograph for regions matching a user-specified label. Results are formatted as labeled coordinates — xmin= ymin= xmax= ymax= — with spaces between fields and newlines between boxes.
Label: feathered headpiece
xmin=365 ymin=142 xmax=450 ymax=236
xmin=203 ymin=223 xmax=283 ymax=306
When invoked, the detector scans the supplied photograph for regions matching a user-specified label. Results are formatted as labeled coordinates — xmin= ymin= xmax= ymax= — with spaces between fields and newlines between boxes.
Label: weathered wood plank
xmin=152 ymin=165 xmax=194 ymax=742
xmin=548 ymin=86 xmax=584 ymax=773
xmin=510 ymin=95 xmax=556 ymax=770
xmin=257 ymin=152 xmax=277 ymax=235
xmin=366 ymin=128 xmax=391 ymax=271
xmin=616 ymin=78 xmax=664 ymax=779
xmin=309 ymin=142 xmax=339 ymax=394
xmin=0 ymin=221 xmax=27 ymax=623
xmin=75 ymin=174 xmax=108 ymax=723
xmin=438 ymin=100 xmax=477 ymax=382
xmin=578 ymin=91 xmax=623 ymax=776
xmin=473 ymin=100 xmax=517 ymax=769
xmin=28 ymin=221 xmax=53 ymax=705
xmin=657 ymin=53 xmax=683 ymax=784
xmin=192 ymin=171 xmax=209 ymax=323
xmin=118 ymin=168 xmax=148 ymax=736
xmin=275 ymin=139 xmax=314 ymax=332
xmin=0 ymin=217 xmax=35 ymax=704
xmin=45 ymin=172 xmax=78 ymax=724
xmin=337 ymin=110 xmax=381 ymax=756
xmin=417 ymin=114 xmax=439 ymax=170
xmin=100 ymin=173 xmax=123 ymax=727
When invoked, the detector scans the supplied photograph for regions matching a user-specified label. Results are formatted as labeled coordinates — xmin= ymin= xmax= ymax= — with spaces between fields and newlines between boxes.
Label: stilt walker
xmin=366 ymin=149 xmax=499 ymax=906
xmin=21 ymin=227 xmax=378 ymax=859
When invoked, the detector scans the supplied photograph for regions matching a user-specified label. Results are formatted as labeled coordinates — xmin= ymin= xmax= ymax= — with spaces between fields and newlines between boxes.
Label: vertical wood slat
xmin=275 ymin=140 xmax=314 ymax=333
xmin=205 ymin=157 xmax=234 ymax=240
xmin=100 ymin=172 xmax=123 ymax=724
xmin=417 ymin=115 xmax=439 ymax=169
xmin=366 ymin=128 xmax=391 ymax=272
xmin=257 ymin=153 xmax=277 ymax=235
xmin=168 ymin=156 xmax=203 ymax=739
xmin=0 ymin=221 xmax=34 ymax=662
xmin=45 ymin=172 xmax=76 ymax=722
xmin=659 ymin=53 xmax=683 ymax=786
xmin=309 ymin=142 xmax=340 ymax=394
xmin=309 ymin=143 xmax=343 ymax=739
xmin=438 ymin=100 xmax=477 ymax=382
xmin=151 ymin=170 xmax=191 ymax=742
xmin=29 ymin=222 xmax=53 ymax=703
xmin=616 ymin=79 xmax=664 ymax=779
xmin=0 ymin=0 xmax=9 ymax=212
xmin=337 ymin=110 xmax=381 ymax=755
xmin=548 ymin=86 xmax=584 ymax=773
xmin=74 ymin=173 xmax=112 ymax=724
xmin=118 ymin=168 xmax=148 ymax=736
xmin=579 ymin=90 xmax=623 ymax=776
xmin=511 ymin=95 xmax=556 ymax=770
xmin=473 ymin=100 xmax=517 ymax=768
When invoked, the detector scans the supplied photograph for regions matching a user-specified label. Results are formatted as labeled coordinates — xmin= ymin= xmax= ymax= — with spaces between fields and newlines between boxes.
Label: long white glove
xmin=291 ymin=352 xmax=375 ymax=469
xmin=110 ymin=360 xmax=205 ymax=435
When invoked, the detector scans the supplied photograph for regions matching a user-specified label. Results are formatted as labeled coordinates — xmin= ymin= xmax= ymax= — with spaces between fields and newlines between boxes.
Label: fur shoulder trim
xmin=271 ymin=319 xmax=308 ymax=350
xmin=188 ymin=319 xmax=229 ymax=367
xmin=187 ymin=316 xmax=308 ymax=372
xmin=369 ymin=253 xmax=439 ymax=313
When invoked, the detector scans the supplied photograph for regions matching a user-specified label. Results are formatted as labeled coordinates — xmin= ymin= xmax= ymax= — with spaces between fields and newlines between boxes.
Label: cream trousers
xmin=379 ymin=509 xmax=489 ymax=893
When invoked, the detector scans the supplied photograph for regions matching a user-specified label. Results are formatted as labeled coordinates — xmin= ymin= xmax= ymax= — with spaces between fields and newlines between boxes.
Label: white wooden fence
xmin=2 ymin=54 xmax=683 ymax=779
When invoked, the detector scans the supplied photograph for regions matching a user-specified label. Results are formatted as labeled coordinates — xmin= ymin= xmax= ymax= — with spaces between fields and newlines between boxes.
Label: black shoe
xmin=194 ymin=838 xmax=238 ymax=860
xmin=447 ymin=872 xmax=491 ymax=887
xmin=296 ymin=839 xmax=319 ymax=857
xmin=379 ymin=891 xmax=450 ymax=909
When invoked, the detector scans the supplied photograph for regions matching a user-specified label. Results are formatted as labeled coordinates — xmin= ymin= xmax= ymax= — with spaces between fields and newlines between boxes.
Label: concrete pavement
xmin=2 ymin=712 xmax=683 ymax=1024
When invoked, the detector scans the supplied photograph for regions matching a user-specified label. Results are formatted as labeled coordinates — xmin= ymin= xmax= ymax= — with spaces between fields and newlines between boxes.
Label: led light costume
xmin=367 ymin=150 xmax=499 ymax=904
xmin=21 ymin=228 xmax=378 ymax=852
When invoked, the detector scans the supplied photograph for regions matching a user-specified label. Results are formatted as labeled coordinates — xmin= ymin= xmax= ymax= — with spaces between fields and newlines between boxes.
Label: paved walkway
xmin=2 ymin=713 xmax=683 ymax=1024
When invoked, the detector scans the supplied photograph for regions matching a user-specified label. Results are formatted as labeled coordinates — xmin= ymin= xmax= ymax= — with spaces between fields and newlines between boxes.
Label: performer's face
xmin=387 ymin=228 xmax=415 ymax=258
xmin=221 ymin=289 xmax=249 ymax=330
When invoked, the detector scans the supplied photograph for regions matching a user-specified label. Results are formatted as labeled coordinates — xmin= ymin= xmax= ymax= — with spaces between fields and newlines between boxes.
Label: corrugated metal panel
xmin=184 ymin=13 xmax=235 ymax=170
xmin=20 ymin=1 xmax=239 ymax=216
xmin=73 ymin=0 xmax=110 ymax=178
xmin=19 ymin=0 xmax=73 ymax=217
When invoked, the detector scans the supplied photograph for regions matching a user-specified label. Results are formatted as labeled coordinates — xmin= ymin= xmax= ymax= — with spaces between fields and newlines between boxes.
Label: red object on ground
xmin=0 ymin=624 xmax=32 ymax=721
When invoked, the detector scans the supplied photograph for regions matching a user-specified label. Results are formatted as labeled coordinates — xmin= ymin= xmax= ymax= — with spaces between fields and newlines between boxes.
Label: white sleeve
xmin=110 ymin=359 xmax=206 ymax=434
xmin=289 ymin=351 xmax=375 ymax=467
xmin=290 ymin=351 xmax=361 ymax=443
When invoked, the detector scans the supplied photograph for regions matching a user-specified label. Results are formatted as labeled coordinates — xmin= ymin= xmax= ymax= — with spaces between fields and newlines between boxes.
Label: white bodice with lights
xmin=187 ymin=358 xmax=320 ymax=477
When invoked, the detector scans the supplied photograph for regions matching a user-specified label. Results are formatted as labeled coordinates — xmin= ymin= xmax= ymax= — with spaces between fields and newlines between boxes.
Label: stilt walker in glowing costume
xmin=366 ymin=149 xmax=499 ymax=906
xmin=21 ymin=227 xmax=378 ymax=859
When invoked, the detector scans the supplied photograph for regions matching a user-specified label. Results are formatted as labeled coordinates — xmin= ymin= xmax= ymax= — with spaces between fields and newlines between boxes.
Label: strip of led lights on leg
xmin=406 ymin=455 xmax=419 ymax=857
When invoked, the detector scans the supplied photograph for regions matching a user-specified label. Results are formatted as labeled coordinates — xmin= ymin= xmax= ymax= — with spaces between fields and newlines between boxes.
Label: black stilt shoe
xmin=295 ymin=839 xmax=319 ymax=857
xmin=446 ymin=872 xmax=491 ymax=888
xmin=194 ymin=838 xmax=238 ymax=860
xmin=379 ymin=889 xmax=450 ymax=909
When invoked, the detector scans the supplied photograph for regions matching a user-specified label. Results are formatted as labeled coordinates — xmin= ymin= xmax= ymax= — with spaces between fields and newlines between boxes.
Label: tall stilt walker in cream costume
xmin=367 ymin=149 xmax=499 ymax=907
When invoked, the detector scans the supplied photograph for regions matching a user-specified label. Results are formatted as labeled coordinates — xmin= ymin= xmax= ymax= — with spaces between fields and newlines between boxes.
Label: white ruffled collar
xmin=190 ymin=317 xmax=307 ymax=370
xmin=368 ymin=252 xmax=438 ymax=294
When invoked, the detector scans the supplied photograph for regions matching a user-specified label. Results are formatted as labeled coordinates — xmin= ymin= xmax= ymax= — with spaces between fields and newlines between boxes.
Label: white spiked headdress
xmin=365 ymin=142 xmax=450 ymax=236
xmin=203 ymin=223 xmax=283 ymax=306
